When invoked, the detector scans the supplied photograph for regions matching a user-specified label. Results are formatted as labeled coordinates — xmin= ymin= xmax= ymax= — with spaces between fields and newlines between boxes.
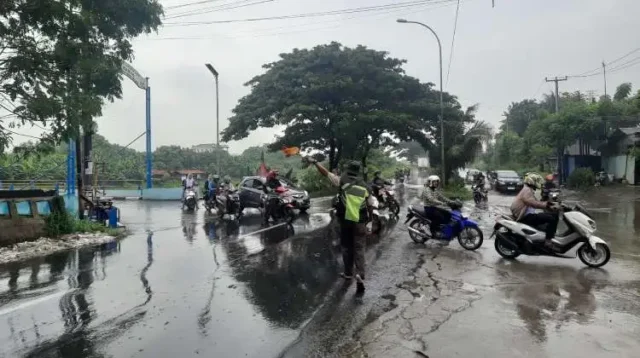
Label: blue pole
xmin=69 ymin=139 xmax=76 ymax=194
xmin=145 ymin=80 xmax=152 ymax=189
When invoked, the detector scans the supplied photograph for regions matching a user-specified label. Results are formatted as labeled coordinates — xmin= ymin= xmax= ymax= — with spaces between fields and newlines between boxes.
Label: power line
xmin=608 ymin=56 xmax=640 ymax=73
xmin=163 ymin=0 xmax=455 ymax=26
xmin=445 ymin=0 xmax=461 ymax=86
xmin=165 ymin=0 xmax=273 ymax=20
xmin=3 ymin=128 xmax=41 ymax=140
xmin=568 ymin=46 xmax=640 ymax=78
xmin=164 ymin=0 xmax=226 ymax=11
xmin=147 ymin=1 xmax=456 ymax=40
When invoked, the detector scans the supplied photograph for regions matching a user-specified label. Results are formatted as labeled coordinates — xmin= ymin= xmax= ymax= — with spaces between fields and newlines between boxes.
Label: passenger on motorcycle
xmin=540 ymin=174 xmax=556 ymax=201
xmin=371 ymin=171 xmax=393 ymax=202
xmin=420 ymin=175 xmax=456 ymax=244
xmin=511 ymin=173 xmax=559 ymax=248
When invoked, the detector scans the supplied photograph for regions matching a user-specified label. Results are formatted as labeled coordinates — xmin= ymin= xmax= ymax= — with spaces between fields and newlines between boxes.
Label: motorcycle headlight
xmin=588 ymin=219 xmax=596 ymax=231
xmin=304 ymin=190 xmax=308 ymax=197
xmin=282 ymin=198 xmax=291 ymax=204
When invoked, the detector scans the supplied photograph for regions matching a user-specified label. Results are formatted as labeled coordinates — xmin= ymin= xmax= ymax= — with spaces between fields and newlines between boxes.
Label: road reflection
xmin=495 ymin=260 xmax=606 ymax=342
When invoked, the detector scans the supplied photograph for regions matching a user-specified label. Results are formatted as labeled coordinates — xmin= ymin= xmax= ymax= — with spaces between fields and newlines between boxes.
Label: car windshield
xmin=497 ymin=171 xmax=519 ymax=179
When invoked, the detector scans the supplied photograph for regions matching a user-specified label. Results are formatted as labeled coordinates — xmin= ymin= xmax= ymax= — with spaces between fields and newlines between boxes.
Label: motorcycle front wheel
xmin=457 ymin=227 xmax=483 ymax=251
xmin=578 ymin=243 xmax=610 ymax=268
xmin=388 ymin=198 xmax=400 ymax=217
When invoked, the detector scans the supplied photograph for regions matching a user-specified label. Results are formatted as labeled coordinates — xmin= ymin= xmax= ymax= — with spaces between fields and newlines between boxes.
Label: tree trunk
xmin=328 ymin=140 xmax=336 ymax=171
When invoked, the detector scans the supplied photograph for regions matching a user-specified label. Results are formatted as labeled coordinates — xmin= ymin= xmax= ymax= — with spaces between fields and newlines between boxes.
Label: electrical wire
xmin=568 ymin=46 xmax=640 ymax=78
xmin=163 ymin=0 xmax=455 ymax=27
xmin=164 ymin=0 xmax=227 ymax=11
xmin=445 ymin=0 xmax=461 ymax=86
xmin=165 ymin=0 xmax=273 ymax=20
xmin=148 ymin=0 xmax=456 ymax=40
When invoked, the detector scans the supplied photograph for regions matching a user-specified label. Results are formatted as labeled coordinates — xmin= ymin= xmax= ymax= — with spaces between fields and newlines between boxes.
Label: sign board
xmin=417 ymin=157 xmax=429 ymax=168
xmin=121 ymin=62 xmax=147 ymax=90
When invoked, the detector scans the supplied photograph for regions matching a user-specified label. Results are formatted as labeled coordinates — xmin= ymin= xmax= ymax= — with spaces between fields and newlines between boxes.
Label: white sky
xmin=7 ymin=0 xmax=640 ymax=154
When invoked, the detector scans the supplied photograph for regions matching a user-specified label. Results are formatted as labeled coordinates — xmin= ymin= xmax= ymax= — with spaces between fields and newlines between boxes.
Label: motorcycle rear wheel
xmin=408 ymin=219 xmax=428 ymax=244
xmin=494 ymin=236 xmax=520 ymax=259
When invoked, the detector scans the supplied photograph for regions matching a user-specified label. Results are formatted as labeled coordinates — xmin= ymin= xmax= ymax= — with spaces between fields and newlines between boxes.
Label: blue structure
xmin=65 ymin=62 xmax=153 ymax=192
xmin=145 ymin=79 xmax=152 ymax=189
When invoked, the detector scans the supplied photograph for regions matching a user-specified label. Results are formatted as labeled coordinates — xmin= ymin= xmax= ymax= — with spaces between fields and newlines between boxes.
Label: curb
xmin=104 ymin=196 xmax=142 ymax=200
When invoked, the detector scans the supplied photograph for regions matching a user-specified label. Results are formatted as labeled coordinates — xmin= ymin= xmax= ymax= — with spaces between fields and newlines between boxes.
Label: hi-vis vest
xmin=338 ymin=175 xmax=370 ymax=223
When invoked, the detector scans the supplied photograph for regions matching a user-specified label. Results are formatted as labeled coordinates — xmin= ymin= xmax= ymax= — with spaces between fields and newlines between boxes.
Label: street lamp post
xmin=397 ymin=19 xmax=446 ymax=184
xmin=205 ymin=63 xmax=220 ymax=174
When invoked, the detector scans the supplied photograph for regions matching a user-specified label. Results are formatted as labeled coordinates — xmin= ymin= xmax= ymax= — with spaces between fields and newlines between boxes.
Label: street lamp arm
xmin=396 ymin=20 xmax=442 ymax=51
xmin=397 ymin=18 xmax=446 ymax=183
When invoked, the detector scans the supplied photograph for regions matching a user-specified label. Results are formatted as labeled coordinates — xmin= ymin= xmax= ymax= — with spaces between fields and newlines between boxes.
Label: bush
xmin=566 ymin=168 xmax=595 ymax=189
xmin=44 ymin=210 xmax=75 ymax=237
xmin=443 ymin=178 xmax=473 ymax=201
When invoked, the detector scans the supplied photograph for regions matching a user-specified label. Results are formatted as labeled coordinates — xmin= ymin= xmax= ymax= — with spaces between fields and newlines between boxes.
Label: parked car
xmin=493 ymin=170 xmax=523 ymax=193
xmin=465 ymin=169 xmax=480 ymax=184
xmin=238 ymin=176 xmax=311 ymax=213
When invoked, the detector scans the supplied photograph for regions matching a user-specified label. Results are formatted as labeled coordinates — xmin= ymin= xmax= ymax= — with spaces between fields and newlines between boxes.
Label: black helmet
xmin=345 ymin=161 xmax=361 ymax=176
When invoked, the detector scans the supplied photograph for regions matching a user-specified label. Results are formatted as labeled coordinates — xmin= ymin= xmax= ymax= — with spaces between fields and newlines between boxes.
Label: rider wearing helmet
xmin=541 ymin=173 xmax=556 ymax=201
xmin=472 ymin=172 xmax=486 ymax=192
xmin=222 ymin=175 xmax=235 ymax=191
xmin=371 ymin=171 xmax=393 ymax=202
xmin=264 ymin=170 xmax=281 ymax=192
xmin=420 ymin=175 xmax=457 ymax=244
xmin=511 ymin=172 xmax=559 ymax=248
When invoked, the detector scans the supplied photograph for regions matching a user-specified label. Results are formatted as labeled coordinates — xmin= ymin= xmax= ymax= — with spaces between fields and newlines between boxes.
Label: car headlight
xmin=498 ymin=180 xmax=504 ymax=184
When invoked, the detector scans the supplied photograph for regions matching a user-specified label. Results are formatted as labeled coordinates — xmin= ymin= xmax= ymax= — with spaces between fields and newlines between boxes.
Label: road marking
xmin=612 ymin=251 xmax=640 ymax=258
xmin=0 ymin=290 xmax=73 ymax=317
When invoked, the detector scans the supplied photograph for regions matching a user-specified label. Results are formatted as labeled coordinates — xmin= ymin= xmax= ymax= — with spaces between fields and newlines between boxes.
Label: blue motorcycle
xmin=405 ymin=201 xmax=484 ymax=250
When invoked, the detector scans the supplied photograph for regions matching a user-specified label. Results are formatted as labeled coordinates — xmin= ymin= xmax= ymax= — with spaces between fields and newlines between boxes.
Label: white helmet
xmin=427 ymin=175 xmax=441 ymax=188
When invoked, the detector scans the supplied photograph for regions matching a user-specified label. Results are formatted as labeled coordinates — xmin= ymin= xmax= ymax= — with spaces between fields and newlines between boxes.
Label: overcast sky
xmin=10 ymin=0 xmax=640 ymax=154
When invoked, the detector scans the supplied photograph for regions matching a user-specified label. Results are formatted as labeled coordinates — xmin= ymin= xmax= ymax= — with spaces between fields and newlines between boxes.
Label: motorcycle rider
xmin=510 ymin=173 xmax=559 ymax=248
xmin=472 ymin=172 xmax=487 ymax=191
xmin=371 ymin=171 xmax=393 ymax=203
xmin=306 ymin=157 xmax=374 ymax=296
xmin=541 ymin=174 xmax=556 ymax=201
xmin=182 ymin=174 xmax=199 ymax=210
xmin=262 ymin=170 xmax=282 ymax=225
xmin=420 ymin=175 xmax=457 ymax=245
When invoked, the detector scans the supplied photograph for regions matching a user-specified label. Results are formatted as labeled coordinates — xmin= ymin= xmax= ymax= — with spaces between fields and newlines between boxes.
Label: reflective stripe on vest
xmin=341 ymin=183 xmax=368 ymax=222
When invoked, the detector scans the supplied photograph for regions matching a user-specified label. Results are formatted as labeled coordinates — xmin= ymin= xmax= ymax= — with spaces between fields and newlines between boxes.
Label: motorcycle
xmin=216 ymin=188 xmax=241 ymax=220
xmin=541 ymin=188 xmax=561 ymax=202
xmin=472 ymin=184 xmax=488 ymax=204
xmin=491 ymin=203 xmax=611 ymax=268
xmin=183 ymin=188 xmax=197 ymax=211
xmin=264 ymin=186 xmax=296 ymax=224
xmin=595 ymin=171 xmax=609 ymax=186
xmin=404 ymin=201 xmax=484 ymax=250
xmin=376 ymin=185 xmax=400 ymax=217
xmin=370 ymin=195 xmax=383 ymax=234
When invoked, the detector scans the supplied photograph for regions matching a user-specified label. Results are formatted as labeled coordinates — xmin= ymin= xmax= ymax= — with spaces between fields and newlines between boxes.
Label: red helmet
xmin=266 ymin=170 xmax=278 ymax=180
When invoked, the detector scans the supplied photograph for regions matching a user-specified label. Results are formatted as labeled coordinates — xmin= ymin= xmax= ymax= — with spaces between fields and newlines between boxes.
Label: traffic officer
xmin=306 ymin=157 xmax=374 ymax=295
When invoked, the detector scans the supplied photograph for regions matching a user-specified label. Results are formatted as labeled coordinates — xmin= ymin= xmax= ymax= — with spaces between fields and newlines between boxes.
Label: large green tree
xmin=0 ymin=0 xmax=163 ymax=153
xmin=222 ymin=42 xmax=439 ymax=170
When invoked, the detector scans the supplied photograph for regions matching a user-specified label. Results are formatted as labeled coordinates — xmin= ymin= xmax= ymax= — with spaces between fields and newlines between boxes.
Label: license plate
xmin=507 ymin=186 xmax=515 ymax=190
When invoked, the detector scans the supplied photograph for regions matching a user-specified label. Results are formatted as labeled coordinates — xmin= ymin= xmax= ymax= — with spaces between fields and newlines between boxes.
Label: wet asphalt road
xmin=0 ymin=185 xmax=639 ymax=357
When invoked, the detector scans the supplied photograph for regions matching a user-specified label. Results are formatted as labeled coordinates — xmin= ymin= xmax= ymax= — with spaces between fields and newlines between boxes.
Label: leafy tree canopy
xmin=0 ymin=0 xmax=163 ymax=153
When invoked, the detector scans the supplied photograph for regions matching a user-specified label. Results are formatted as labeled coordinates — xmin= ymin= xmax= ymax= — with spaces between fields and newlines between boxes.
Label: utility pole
xmin=205 ymin=63 xmax=220 ymax=175
xmin=545 ymin=76 xmax=568 ymax=112
xmin=545 ymin=76 xmax=568 ymax=185
xmin=602 ymin=61 xmax=608 ymax=98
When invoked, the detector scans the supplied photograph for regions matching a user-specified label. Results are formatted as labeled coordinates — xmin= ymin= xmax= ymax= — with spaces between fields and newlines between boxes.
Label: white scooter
xmin=183 ymin=189 xmax=197 ymax=211
xmin=491 ymin=203 xmax=610 ymax=268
